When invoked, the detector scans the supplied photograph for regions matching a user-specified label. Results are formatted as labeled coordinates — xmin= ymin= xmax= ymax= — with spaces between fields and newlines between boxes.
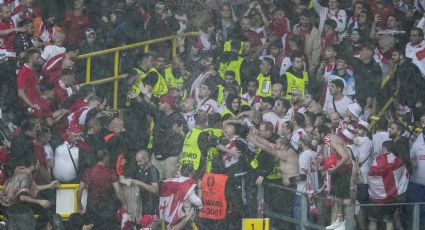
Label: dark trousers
xmin=85 ymin=199 xmax=118 ymax=230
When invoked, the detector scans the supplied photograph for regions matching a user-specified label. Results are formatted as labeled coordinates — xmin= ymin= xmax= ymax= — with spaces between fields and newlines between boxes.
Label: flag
xmin=368 ymin=152 xmax=409 ymax=203
xmin=159 ymin=177 xmax=197 ymax=224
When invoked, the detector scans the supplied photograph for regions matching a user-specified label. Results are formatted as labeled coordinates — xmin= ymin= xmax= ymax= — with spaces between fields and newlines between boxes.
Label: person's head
xmin=275 ymin=136 xmax=290 ymax=150
xmin=281 ymin=121 xmax=293 ymax=137
xmin=323 ymin=45 xmax=337 ymax=60
xmin=386 ymin=15 xmax=397 ymax=29
xmin=274 ymin=97 xmax=291 ymax=116
xmin=224 ymin=70 xmax=236 ymax=86
xmin=328 ymin=0 xmax=339 ymax=10
xmin=0 ymin=4 xmax=11 ymax=20
xmin=60 ymin=69 xmax=76 ymax=86
xmin=389 ymin=122 xmax=405 ymax=139
xmin=62 ymin=54 xmax=75 ymax=70
xmin=241 ymin=16 xmax=251 ymax=31
xmin=259 ymin=121 xmax=274 ymax=139
xmin=87 ymin=117 xmax=101 ymax=133
xmin=154 ymin=55 xmax=166 ymax=71
xmin=39 ymin=81 xmax=55 ymax=100
xmin=220 ymin=3 xmax=232 ymax=19
xmin=329 ymin=112 xmax=340 ymax=128
xmin=138 ymin=53 xmax=153 ymax=70
xmin=271 ymin=83 xmax=284 ymax=99
xmin=269 ymin=40 xmax=283 ymax=57
xmin=37 ymin=127 xmax=52 ymax=145
xmin=272 ymin=8 xmax=285 ymax=20
xmin=107 ymin=118 xmax=124 ymax=134
xmin=87 ymin=95 xmax=102 ymax=108
xmin=154 ymin=1 xmax=167 ymax=16
xmin=260 ymin=57 xmax=274 ymax=74
xmin=358 ymin=11 xmax=368 ymax=25
xmin=335 ymin=56 xmax=347 ymax=72
xmin=292 ymin=112 xmax=306 ymax=128
xmin=135 ymin=149 xmax=150 ymax=169
xmin=200 ymin=55 xmax=215 ymax=71
xmin=247 ymin=80 xmax=258 ymax=96
xmin=223 ymin=124 xmax=236 ymax=140
xmin=172 ymin=54 xmax=184 ymax=69
xmin=346 ymin=103 xmax=362 ymax=122
xmin=353 ymin=2 xmax=365 ymax=16
xmin=382 ymin=140 xmax=394 ymax=153
xmin=195 ymin=112 xmax=209 ymax=127
xmin=21 ymin=118 xmax=39 ymax=137
xmin=359 ymin=46 xmax=374 ymax=63
xmin=226 ymin=93 xmax=241 ymax=112
xmin=84 ymin=28 xmax=96 ymax=45
xmin=329 ymin=78 xmax=344 ymax=96
xmin=290 ymin=88 xmax=303 ymax=105
xmin=52 ymin=31 xmax=66 ymax=46
xmin=96 ymin=149 xmax=110 ymax=164
xmin=312 ymin=124 xmax=331 ymax=144
xmin=22 ymin=48 xmax=44 ymax=66
xmin=391 ymin=48 xmax=405 ymax=64
xmin=298 ymin=134 xmax=312 ymax=151
xmin=410 ymin=28 xmax=424 ymax=46
xmin=66 ymin=124 xmax=82 ymax=145
xmin=73 ymin=0 xmax=84 ymax=10
xmin=199 ymin=83 xmax=213 ymax=100
xmin=350 ymin=29 xmax=361 ymax=43
xmin=356 ymin=120 xmax=369 ymax=136
xmin=158 ymin=94 xmax=176 ymax=113
xmin=299 ymin=9 xmax=312 ymax=28
xmin=304 ymin=111 xmax=316 ymax=128
xmin=323 ymin=19 xmax=337 ymax=33
xmin=291 ymin=53 xmax=304 ymax=71
xmin=376 ymin=117 xmax=388 ymax=131
xmin=260 ymin=96 xmax=275 ymax=111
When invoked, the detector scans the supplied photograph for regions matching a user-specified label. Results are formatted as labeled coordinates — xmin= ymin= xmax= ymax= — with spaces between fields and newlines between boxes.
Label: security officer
xmin=256 ymin=57 xmax=279 ymax=97
xmin=281 ymin=53 xmax=309 ymax=101
xmin=164 ymin=54 xmax=190 ymax=98
xmin=219 ymin=40 xmax=247 ymax=86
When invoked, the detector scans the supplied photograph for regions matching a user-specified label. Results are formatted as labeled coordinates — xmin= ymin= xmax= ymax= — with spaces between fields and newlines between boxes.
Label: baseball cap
xmin=159 ymin=95 xmax=176 ymax=106
xmin=356 ymin=120 xmax=369 ymax=130
xmin=347 ymin=103 xmax=362 ymax=119
xmin=66 ymin=124 xmax=82 ymax=134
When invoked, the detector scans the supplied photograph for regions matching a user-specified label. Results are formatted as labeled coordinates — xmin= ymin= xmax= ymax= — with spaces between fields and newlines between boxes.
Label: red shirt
xmin=17 ymin=64 xmax=41 ymax=106
xmin=0 ymin=18 xmax=16 ymax=52
xmin=81 ymin=163 xmax=117 ymax=203
xmin=32 ymin=96 xmax=53 ymax=119
xmin=62 ymin=10 xmax=90 ymax=47
xmin=268 ymin=18 xmax=290 ymax=38
xmin=369 ymin=1 xmax=394 ymax=28
xmin=41 ymin=53 xmax=65 ymax=84
xmin=12 ymin=5 xmax=42 ymax=21
xmin=242 ymin=30 xmax=263 ymax=49
xmin=54 ymin=80 xmax=69 ymax=107
xmin=70 ymin=98 xmax=88 ymax=113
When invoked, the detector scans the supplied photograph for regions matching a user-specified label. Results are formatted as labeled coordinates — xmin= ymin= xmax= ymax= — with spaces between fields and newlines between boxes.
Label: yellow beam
xmin=113 ymin=51 xmax=120 ymax=110
xmin=77 ymin=32 xmax=199 ymax=59
xmin=85 ymin=57 xmax=91 ymax=83
xmin=79 ymin=74 xmax=128 ymax=87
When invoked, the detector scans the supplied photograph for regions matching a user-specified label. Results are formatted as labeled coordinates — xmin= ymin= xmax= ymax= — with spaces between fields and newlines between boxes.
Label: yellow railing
xmin=77 ymin=32 xmax=199 ymax=109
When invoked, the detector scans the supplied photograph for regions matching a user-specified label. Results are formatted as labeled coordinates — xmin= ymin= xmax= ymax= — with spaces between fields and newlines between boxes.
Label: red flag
xmin=159 ymin=177 xmax=197 ymax=224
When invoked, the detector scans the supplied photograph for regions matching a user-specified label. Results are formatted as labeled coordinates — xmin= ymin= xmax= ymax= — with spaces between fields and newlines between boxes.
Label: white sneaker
xmin=334 ymin=221 xmax=346 ymax=230
xmin=325 ymin=218 xmax=344 ymax=229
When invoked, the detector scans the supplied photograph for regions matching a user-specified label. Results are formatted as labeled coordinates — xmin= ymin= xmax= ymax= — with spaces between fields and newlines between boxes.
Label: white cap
xmin=347 ymin=103 xmax=362 ymax=119
xmin=357 ymin=120 xmax=369 ymax=130
xmin=340 ymin=127 xmax=356 ymax=141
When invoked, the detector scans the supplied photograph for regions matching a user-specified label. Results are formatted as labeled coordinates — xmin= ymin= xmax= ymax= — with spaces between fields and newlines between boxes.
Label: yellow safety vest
xmin=256 ymin=73 xmax=272 ymax=97
xmin=180 ymin=128 xmax=204 ymax=171
xmin=125 ymin=68 xmax=148 ymax=107
xmin=148 ymin=68 xmax=169 ymax=97
xmin=204 ymin=128 xmax=223 ymax=173
xmin=218 ymin=57 xmax=244 ymax=85
xmin=223 ymin=40 xmax=245 ymax=54
xmin=250 ymin=148 xmax=261 ymax=169
xmin=220 ymin=108 xmax=235 ymax=119
xmin=164 ymin=66 xmax=189 ymax=99
xmin=285 ymin=71 xmax=308 ymax=101
xmin=266 ymin=160 xmax=282 ymax=180
xmin=216 ymin=85 xmax=225 ymax=106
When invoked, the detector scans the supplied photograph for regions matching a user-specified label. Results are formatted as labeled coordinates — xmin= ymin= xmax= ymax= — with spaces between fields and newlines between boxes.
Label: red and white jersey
xmin=41 ymin=53 xmax=65 ymax=84
xmin=368 ymin=152 xmax=409 ymax=203
xmin=406 ymin=40 xmax=425 ymax=77
xmin=0 ymin=14 xmax=20 ymax=56
xmin=159 ymin=176 xmax=198 ymax=224
xmin=197 ymin=98 xmax=218 ymax=114
xmin=222 ymin=136 xmax=239 ymax=168
xmin=182 ymin=111 xmax=196 ymax=130
xmin=241 ymin=93 xmax=261 ymax=110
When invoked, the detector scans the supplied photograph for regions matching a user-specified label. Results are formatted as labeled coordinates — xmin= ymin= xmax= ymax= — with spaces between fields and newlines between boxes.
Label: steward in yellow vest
xmin=220 ymin=93 xmax=241 ymax=120
xmin=256 ymin=57 xmax=277 ymax=97
xmin=282 ymin=56 xmax=309 ymax=101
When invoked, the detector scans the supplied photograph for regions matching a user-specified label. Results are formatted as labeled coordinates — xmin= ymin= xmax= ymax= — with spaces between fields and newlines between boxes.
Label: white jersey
xmin=410 ymin=133 xmax=425 ymax=185
xmin=197 ymin=98 xmax=218 ymax=114
xmin=53 ymin=141 xmax=79 ymax=183
xmin=354 ymin=136 xmax=373 ymax=183
xmin=297 ymin=149 xmax=319 ymax=193
xmin=263 ymin=111 xmax=280 ymax=132
xmin=323 ymin=95 xmax=353 ymax=118
xmin=372 ymin=131 xmax=390 ymax=157
xmin=182 ymin=111 xmax=196 ymax=130
xmin=291 ymin=128 xmax=307 ymax=150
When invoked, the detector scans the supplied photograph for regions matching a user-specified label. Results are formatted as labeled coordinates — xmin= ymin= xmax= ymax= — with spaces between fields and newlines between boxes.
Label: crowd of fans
xmin=2 ymin=0 xmax=425 ymax=229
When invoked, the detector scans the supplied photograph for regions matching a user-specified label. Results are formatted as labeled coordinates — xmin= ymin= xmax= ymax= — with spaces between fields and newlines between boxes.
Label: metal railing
xmin=262 ymin=182 xmax=424 ymax=230
xmin=77 ymin=32 xmax=199 ymax=110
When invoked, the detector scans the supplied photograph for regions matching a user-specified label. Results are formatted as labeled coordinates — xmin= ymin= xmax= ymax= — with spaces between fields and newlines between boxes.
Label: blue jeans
xmin=293 ymin=194 xmax=315 ymax=230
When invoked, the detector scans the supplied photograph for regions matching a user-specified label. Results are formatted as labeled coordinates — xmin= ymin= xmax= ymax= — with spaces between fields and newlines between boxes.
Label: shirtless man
xmin=312 ymin=124 xmax=351 ymax=229
xmin=248 ymin=132 xmax=298 ymax=224
xmin=247 ymin=134 xmax=299 ymax=186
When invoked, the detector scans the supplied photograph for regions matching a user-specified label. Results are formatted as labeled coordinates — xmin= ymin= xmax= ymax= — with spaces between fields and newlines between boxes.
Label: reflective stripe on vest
xmin=250 ymin=148 xmax=261 ymax=169
xmin=199 ymin=173 xmax=228 ymax=220
xmin=216 ymin=85 xmax=225 ymax=106
xmin=284 ymin=71 xmax=308 ymax=101
xmin=180 ymin=128 xmax=204 ymax=170
xmin=218 ymin=57 xmax=244 ymax=85
xmin=256 ymin=73 xmax=272 ymax=97
xmin=204 ymin=128 xmax=222 ymax=173
xmin=164 ymin=66 xmax=185 ymax=88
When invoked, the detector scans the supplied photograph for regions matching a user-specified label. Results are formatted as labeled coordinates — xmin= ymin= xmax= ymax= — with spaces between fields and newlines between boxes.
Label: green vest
xmin=180 ymin=128 xmax=204 ymax=171
xmin=266 ymin=160 xmax=282 ymax=180
xmin=250 ymin=148 xmax=261 ymax=169
xmin=204 ymin=128 xmax=223 ymax=173
xmin=164 ymin=66 xmax=189 ymax=99
xmin=223 ymin=40 xmax=245 ymax=54
xmin=256 ymin=73 xmax=272 ymax=97
xmin=220 ymin=107 xmax=235 ymax=119
xmin=148 ymin=67 xmax=169 ymax=97
xmin=218 ymin=57 xmax=244 ymax=85
xmin=285 ymin=71 xmax=308 ymax=101
xmin=125 ymin=68 xmax=148 ymax=107
xmin=216 ymin=84 xmax=225 ymax=106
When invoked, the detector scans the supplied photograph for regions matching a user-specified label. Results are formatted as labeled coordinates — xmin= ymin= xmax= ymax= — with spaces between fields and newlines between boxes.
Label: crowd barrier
xmin=261 ymin=182 xmax=424 ymax=230
xmin=77 ymin=32 xmax=199 ymax=110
